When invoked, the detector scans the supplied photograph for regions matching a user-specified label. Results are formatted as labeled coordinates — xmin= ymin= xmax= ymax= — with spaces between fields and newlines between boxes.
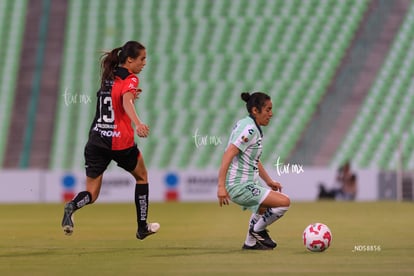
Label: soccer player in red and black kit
xmin=61 ymin=41 xmax=159 ymax=240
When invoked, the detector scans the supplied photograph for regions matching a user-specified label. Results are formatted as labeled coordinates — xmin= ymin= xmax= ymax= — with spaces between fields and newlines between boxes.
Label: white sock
xmin=253 ymin=207 xmax=289 ymax=232
xmin=244 ymin=213 xmax=261 ymax=246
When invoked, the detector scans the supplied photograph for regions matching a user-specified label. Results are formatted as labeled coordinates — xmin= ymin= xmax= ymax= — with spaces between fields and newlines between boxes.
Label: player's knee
xmin=265 ymin=192 xmax=290 ymax=209
xmin=281 ymin=195 xmax=290 ymax=207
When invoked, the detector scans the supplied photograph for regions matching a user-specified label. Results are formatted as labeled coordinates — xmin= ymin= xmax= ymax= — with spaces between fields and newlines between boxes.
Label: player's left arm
xmin=123 ymin=92 xmax=149 ymax=137
xmin=258 ymin=160 xmax=282 ymax=192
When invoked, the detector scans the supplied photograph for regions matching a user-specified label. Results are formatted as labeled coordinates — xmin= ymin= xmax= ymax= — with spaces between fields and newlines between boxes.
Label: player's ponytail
xmin=100 ymin=41 xmax=146 ymax=88
xmin=241 ymin=92 xmax=271 ymax=114
xmin=100 ymin=47 xmax=122 ymax=88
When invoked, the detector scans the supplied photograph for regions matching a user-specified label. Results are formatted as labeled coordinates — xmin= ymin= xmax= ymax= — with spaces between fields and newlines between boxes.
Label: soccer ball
xmin=303 ymin=223 xmax=332 ymax=252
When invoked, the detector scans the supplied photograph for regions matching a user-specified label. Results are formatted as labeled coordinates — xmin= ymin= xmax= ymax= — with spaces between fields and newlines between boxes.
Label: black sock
xmin=71 ymin=191 xmax=92 ymax=211
xmin=135 ymin=184 xmax=149 ymax=230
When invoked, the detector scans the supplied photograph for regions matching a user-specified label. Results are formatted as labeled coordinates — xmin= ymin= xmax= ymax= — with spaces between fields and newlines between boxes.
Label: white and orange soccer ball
xmin=303 ymin=223 xmax=332 ymax=252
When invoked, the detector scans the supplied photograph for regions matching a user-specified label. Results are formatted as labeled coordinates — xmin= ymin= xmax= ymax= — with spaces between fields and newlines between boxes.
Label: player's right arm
xmin=258 ymin=161 xmax=282 ymax=192
xmin=217 ymin=144 xmax=239 ymax=206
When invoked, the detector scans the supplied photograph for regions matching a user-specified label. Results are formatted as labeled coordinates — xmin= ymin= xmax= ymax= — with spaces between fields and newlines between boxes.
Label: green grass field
xmin=0 ymin=201 xmax=413 ymax=275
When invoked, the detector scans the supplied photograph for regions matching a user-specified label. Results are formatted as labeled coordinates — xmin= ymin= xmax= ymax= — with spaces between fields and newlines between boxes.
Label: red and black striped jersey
xmin=88 ymin=67 xmax=139 ymax=150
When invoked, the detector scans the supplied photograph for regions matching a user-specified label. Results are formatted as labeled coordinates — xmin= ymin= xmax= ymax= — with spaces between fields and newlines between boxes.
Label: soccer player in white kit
xmin=218 ymin=92 xmax=290 ymax=250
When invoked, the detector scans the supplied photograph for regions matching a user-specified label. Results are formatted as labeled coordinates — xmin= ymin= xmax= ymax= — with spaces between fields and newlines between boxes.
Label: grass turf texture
xmin=0 ymin=201 xmax=413 ymax=275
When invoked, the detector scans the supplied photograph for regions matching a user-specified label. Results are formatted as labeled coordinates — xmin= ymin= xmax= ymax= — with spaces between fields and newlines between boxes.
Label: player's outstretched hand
xmin=136 ymin=123 xmax=149 ymax=137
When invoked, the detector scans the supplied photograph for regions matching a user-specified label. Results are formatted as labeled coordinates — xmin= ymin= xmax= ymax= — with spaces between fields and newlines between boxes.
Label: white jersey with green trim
xmin=225 ymin=115 xmax=263 ymax=186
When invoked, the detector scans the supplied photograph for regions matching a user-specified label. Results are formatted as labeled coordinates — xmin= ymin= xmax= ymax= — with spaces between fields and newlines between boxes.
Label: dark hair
xmin=100 ymin=41 xmax=145 ymax=87
xmin=241 ymin=92 xmax=271 ymax=114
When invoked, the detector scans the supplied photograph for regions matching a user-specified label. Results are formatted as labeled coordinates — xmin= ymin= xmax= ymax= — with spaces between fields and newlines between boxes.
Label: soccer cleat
xmin=136 ymin=222 xmax=160 ymax=240
xmin=249 ymin=228 xmax=277 ymax=248
xmin=61 ymin=202 xmax=75 ymax=236
xmin=242 ymin=243 xmax=273 ymax=250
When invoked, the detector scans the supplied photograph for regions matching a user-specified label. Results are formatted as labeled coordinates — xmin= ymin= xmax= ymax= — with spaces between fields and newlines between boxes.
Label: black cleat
xmin=242 ymin=243 xmax=273 ymax=250
xmin=249 ymin=228 xmax=277 ymax=248
xmin=61 ymin=202 xmax=75 ymax=236
xmin=136 ymin=222 xmax=160 ymax=240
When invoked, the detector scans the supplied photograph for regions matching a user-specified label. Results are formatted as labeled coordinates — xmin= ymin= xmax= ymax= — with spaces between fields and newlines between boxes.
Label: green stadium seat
xmin=333 ymin=2 xmax=414 ymax=169
xmin=0 ymin=0 xmax=28 ymax=167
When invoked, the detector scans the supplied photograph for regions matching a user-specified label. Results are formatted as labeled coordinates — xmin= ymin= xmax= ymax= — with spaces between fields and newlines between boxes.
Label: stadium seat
xmin=0 ymin=0 xmax=27 ymax=166
xmin=332 ymin=2 xmax=414 ymax=170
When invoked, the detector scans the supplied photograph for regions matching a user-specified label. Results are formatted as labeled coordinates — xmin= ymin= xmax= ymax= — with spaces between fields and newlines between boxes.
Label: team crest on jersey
xmin=128 ymin=83 xmax=137 ymax=90
xmin=241 ymin=136 xmax=249 ymax=143
xmin=246 ymin=184 xmax=260 ymax=196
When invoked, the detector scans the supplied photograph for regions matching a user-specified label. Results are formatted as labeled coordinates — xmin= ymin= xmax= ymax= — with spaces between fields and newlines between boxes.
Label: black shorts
xmin=84 ymin=142 xmax=140 ymax=178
